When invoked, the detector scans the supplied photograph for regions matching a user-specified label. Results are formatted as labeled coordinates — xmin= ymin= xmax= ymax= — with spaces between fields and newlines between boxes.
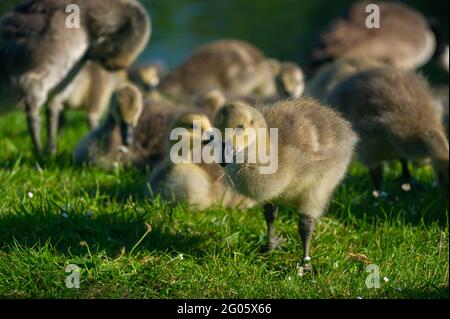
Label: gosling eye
xmin=237 ymin=124 xmax=244 ymax=130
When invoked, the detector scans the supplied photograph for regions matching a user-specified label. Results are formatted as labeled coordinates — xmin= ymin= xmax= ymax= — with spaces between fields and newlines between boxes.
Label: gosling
xmin=73 ymin=83 xmax=144 ymax=168
xmin=159 ymin=39 xmax=281 ymax=103
xmin=327 ymin=67 xmax=449 ymax=195
xmin=0 ymin=0 xmax=150 ymax=155
xmin=214 ymin=99 xmax=357 ymax=271
xmin=309 ymin=1 xmax=440 ymax=73
xmin=148 ymin=113 xmax=255 ymax=210
xmin=276 ymin=62 xmax=305 ymax=99
xmin=74 ymin=85 xmax=215 ymax=168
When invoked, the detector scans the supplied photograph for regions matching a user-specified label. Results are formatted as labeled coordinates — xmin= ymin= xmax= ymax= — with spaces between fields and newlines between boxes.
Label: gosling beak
xmin=120 ymin=121 xmax=134 ymax=146
xmin=220 ymin=142 xmax=228 ymax=167
xmin=220 ymin=142 xmax=234 ymax=167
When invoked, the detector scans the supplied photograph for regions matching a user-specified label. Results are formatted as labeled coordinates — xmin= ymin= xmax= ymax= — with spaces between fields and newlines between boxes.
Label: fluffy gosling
xmin=149 ymin=113 xmax=255 ymax=210
xmin=0 ymin=0 xmax=150 ymax=155
xmin=309 ymin=1 xmax=438 ymax=73
xmin=73 ymin=83 xmax=143 ymax=167
xmin=213 ymin=98 xmax=357 ymax=271
xmin=327 ymin=67 xmax=449 ymax=195
xmin=159 ymin=39 xmax=281 ymax=103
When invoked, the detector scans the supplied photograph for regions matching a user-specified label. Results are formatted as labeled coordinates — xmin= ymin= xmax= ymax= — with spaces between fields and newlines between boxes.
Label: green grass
xmin=0 ymin=110 xmax=448 ymax=299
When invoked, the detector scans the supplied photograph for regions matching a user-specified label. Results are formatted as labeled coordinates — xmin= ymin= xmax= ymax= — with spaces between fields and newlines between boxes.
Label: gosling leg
xmin=298 ymin=214 xmax=316 ymax=272
xmin=400 ymin=158 xmax=412 ymax=192
xmin=262 ymin=203 xmax=281 ymax=252
xmin=369 ymin=164 xmax=384 ymax=198
xmin=24 ymin=100 xmax=43 ymax=156
xmin=46 ymin=105 xmax=61 ymax=155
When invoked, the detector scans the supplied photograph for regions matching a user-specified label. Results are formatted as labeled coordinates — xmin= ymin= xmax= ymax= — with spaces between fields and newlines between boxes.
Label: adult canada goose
xmin=159 ymin=39 xmax=281 ymax=103
xmin=327 ymin=67 xmax=449 ymax=195
xmin=46 ymin=62 xmax=127 ymax=154
xmin=148 ymin=113 xmax=255 ymax=210
xmin=0 ymin=0 xmax=150 ymax=155
xmin=214 ymin=98 xmax=357 ymax=272
xmin=309 ymin=1 xmax=440 ymax=73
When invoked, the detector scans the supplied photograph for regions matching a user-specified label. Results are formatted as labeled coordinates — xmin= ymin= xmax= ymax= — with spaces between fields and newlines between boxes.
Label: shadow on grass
xmin=328 ymin=171 xmax=449 ymax=227
xmin=0 ymin=201 xmax=209 ymax=259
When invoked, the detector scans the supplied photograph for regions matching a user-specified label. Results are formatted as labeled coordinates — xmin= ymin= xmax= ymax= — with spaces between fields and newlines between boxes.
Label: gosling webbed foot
xmin=297 ymin=256 xmax=313 ymax=277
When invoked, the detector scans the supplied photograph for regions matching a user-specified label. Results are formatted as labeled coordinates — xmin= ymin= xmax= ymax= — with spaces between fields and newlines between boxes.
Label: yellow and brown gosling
xmin=159 ymin=39 xmax=281 ymax=103
xmin=327 ymin=67 xmax=449 ymax=195
xmin=214 ymin=98 xmax=357 ymax=272
xmin=148 ymin=113 xmax=255 ymax=210
xmin=276 ymin=62 xmax=305 ymax=99
xmin=73 ymin=83 xmax=143 ymax=167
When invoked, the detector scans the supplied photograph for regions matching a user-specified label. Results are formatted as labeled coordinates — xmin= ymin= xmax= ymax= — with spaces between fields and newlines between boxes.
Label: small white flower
xmin=357 ymin=296 xmax=363 ymax=299
xmin=333 ymin=262 xmax=339 ymax=268
xmin=401 ymin=183 xmax=412 ymax=192
xmin=62 ymin=212 xmax=69 ymax=219
xmin=178 ymin=253 xmax=184 ymax=260
xmin=27 ymin=192 xmax=34 ymax=199
xmin=287 ymin=276 xmax=292 ymax=281
xmin=383 ymin=277 xmax=389 ymax=282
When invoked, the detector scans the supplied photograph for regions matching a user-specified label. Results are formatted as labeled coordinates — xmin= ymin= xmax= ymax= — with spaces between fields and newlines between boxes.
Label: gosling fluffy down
xmin=214 ymin=98 xmax=357 ymax=268
xmin=327 ymin=67 xmax=449 ymax=193
xmin=148 ymin=113 xmax=255 ymax=210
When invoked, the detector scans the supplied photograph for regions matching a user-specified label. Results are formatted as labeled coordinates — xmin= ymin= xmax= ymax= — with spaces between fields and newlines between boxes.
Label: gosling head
xmin=111 ymin=83 xmax=143 ymax=146
xmin=172 ymin=112 xmax=213 ymax=145
xmin=139 ymin=65 xmax=162 ymax=92
xmin=276 ymin=62 xmax=305 ymax=99
xmin=213 ymin=101 xmax=267 ymax=167
xmin=167 ymin=112 xmax=213 ymax=162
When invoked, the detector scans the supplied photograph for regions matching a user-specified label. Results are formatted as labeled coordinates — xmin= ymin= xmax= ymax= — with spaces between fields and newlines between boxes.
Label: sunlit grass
xmin=0 ymin=110 xmax=448 ymax=298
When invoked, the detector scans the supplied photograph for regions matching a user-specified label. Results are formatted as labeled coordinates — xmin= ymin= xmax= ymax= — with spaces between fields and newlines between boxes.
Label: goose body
xmin=214 ymin=98 xmax=357 ymax=270
xmin=159 ymin=39 xmax=280 ymax=103
xmin=327 ymin=67 xmax=449 ymax=194
xmin=310 ymin=1 xmax=437 ymax=72
xmin=0 ymin=0 xmax=151 ymax=154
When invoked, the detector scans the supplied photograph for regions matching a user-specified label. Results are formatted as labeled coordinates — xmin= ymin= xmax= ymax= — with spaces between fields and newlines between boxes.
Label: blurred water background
xmin=1 ymin=0 xmax=449 ymax=82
